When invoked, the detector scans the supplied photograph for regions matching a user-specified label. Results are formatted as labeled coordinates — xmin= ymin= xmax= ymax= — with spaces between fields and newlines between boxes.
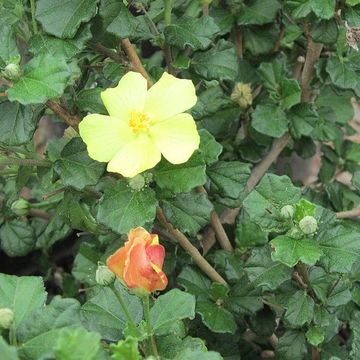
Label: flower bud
xmin=299 ymin=216 xmax=318 ymax=234
xmin=11 ymin=198 xmax=30 ymax=216
xmin=128 ymin=174 xmax=145 ymax=191
xmin=107 ymin=227 xmax=168 ymax=293
xmin=2 ymin=63 xmax=21 ymax=80
xmin=231 ymin=83 xmax=253 ymax=109
xmin=95 ymin=264 xmax=115 ymax=286
xmin=280 ymin=205 xmax=294 ymax=219
xmin=0 ymin=308 xmax=14 ymax=329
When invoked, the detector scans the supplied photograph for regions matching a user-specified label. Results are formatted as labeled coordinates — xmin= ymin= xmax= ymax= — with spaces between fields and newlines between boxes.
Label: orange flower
xmin=107 ymin=227 xmax=168 ymax=293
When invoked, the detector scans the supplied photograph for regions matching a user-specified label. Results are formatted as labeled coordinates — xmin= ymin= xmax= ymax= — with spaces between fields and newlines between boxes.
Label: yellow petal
xmin=144 ymin=72 xmax=197 ymax=121
xmin=150 ymin=113 xmax=200 ymax=164
xmin=107 ymin=134 xmax=161 ymax=177
xmin=101 ymin=72 xmax=148 ymax=118
xmin=79 ymin=114 xmax=134 ymax=162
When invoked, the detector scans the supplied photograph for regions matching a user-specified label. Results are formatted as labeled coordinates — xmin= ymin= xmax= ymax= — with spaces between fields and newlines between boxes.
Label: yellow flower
xmin=79 ymin=71 xmax=199 ymax=178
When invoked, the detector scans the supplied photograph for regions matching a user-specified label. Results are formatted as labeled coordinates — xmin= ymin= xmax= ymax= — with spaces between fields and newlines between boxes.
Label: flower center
xmin=128 ymin=111 xmax=150 ymax=133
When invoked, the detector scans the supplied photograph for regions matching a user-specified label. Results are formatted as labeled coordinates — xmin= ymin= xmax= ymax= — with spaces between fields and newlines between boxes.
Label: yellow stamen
xmin=129 ymin=111 xmax=150 ymax=133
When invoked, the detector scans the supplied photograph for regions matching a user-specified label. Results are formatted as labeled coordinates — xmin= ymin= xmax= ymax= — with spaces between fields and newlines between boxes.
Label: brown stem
xmin=336 ymin=207 xmax=360 ymax=219
xmin=0 ymin=92 xmax=7 ymax=97
xmin=42 ymin=187 xmax=65 ymax=200
xmin=300 ymin=39 xmax=323 ymax=102
xmin=0 ymin=157 xmax=51 ymax=167
xmin=91 ymin=43 xmax=127 ymax=64
xmin=247 ymin=133 xmax=291 ymax=192
xmin=202 ymin=4 xmax=209 ymax=16
xmin=163 ymin=46 xmax=176 ymax=75
xmin=28 ymin=208 xmax=51 ymax=219
xmin=120 ymin=38 xmax=153 ymax=87
xmin=311 ymin=347 xmax=321 ymax=360
xmin=156 ymin=207 xmax=228 ymax=285
xmin=235 ymin=26 xmax=243 ymax=59
xmin=197 ymin=186 xmax=233 ymax=251
xmin=46 ymin=100 xmax=80 ymax=131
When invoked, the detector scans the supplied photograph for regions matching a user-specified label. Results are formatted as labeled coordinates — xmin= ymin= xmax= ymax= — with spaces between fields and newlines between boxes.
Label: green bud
xmin=0 ymin=308 xmax=14 ymax=329
xmin=231 ymin=83 xmax=253 ymax=109
xmin=95 ymin=264 xmax=115 ymax=286
xmin=2 ymin=63 xmax=22 ymax=80
xmin=299 ymin=216 xmax=318 ymax=235
xmin=280 ymin=205 xmax=294 ymax=219
xmin=11 ymin=198 xmax=30 ymax=216
xmin=128 ymin=174 xmax=146 ymax=191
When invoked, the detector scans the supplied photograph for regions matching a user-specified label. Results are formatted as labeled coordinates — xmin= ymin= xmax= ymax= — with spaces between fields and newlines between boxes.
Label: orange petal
xmin=146 ymin=244 xmax=165 ymax=269
xmin=106 ymin=247 xmax=127 ymax=280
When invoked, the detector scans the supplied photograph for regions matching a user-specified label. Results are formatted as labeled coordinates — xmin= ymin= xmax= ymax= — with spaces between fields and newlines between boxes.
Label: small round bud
xmin=128 ymin=174 xmax=145 ymax=191
xmin=280 ymin=205 xmax=294 ymax=219
xmin=11 ymin=199 xmax=30 ymax=216
xmin=231 ymin=83 xmax=253 ymax=109
xmin=2 ymin=63 xmax=21 ymax=80
xmin=299 ymin=216 xmax=318 ymax=235
xmin=0 ymin=308 xmax=14 ymax=329
xmin=95 ymin=264 xmax=115 ymax=286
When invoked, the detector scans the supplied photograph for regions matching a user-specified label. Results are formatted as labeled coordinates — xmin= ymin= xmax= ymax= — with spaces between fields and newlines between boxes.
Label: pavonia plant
xmin=1 ymin=0 xmax=360 ymax=359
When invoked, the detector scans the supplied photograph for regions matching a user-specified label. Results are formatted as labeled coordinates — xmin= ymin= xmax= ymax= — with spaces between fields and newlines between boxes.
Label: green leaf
xmin=0 ymin=102 xmax=41 ymax=146
xmin=54 ymin=137 xmax=105 ymax=190
xmin=198 ymin=129 xmax=223 ymax=165
xmin=347 ymin=0 xmax=360 ymax=5
xmin=276 ymin=331 xmax=307 ymax=360
xmin=252 ymin=104 xmax=288 ymax=138
xmin=97 ymin=180 xmax=157 ymax=234
xmin=350 ymin=311 xmax=360 ymax=359
xmin=243 ymin=24 xmax=278 ymax=55
xmin=318 ymin=224 xmax=360 ymax=273
xmin=164 ymin=16 xmax=220 ymax=50
xmin=75 ymin=88 xmax=107 ymax=114
xmin=294 ymin=199 xmax=316 ymax=222
xmin=7 ymin=54 xmax=72 ymax=105
xmin=280 ymin=78 xmax=302 ymax=109
xmin=0 ymin=220 xmax=36 ymax=257
xmin=226 ymin=279 xmax=263 ymax=315
xmin=316 ymin=87 xmax=354 ymax=124
xmin=28 ymin=26 xmax=92 ymax=58
xmin=311 ymin=19 xmax=339 ymax=44
xmin=0 ymin=274 xmax=46 ymax=335
xmin=153 ymin=153 xmax=206 ymax=193
xmin=310 ymin=0 xmax=336 ymax=20
xmin=207 ymin=161 xmax=251 ymax=199
xmin=245 ymin=246 xmax=292 ymax=290
xmin=284 ymin=290 xmax=315 ymax=326
xmin=326 ymin=57 xmax=360 ymax=90
xmin=99 ymin=0 xmax=138 ymax=39
xmin=0 ymin=25 xmax=18 ymax=67
xmin=58 ymin=190 xmax=100 ymax=233
xmin=174 ymin=349 xmax=223 ymax=360
xmin=150 ymin=289 xmax=196 ymax=335
xmin=161 ymin=192 xmax=213 ymax=236
xmin=352 ymin=170 xmax=360 ymax=191
xmin=17 ymin=297 xmax=81 ymax=360
xmin=196 ymin=301 xmax=237 ymax=334
xmin=242 ymin=174 xmax=301 ymax=232
xmin=81 ymin=283 xmax=143 ymax=342
xmin=237 ymin=0 xmax=281 ymax=25
xmin=54 ymin=327 xmax=101 ymax=360
xmin=35 ymin=0 xmax=99 ymax=38
xmin=270 ymin=235 xmax=323 ymax=267
xmin=111 ymin=337 xmax=141 ymax=360
xmin=236 ymin=215 xmax=268 ymax=247
xmin=177 ymin=266 xmax=211 ymax=297
xmin=288 ymin=103 xmax=318 ymax=138
xmin=306 ymin=327 xmax=324 ymax=347
xmin=192 ymin=40 xmax=238 ymax=81
xmin=0 ymin=337 xmax=19 ymax=360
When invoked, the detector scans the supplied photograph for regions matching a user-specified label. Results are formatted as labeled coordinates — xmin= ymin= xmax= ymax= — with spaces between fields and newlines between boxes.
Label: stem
xmin=111 ymin=283 xmax=139 ymax=334
xmin=91 ymin=43 xmax=126 ymax=64
xmin=202 ymin=4 xmax=209 ymax=16
xmin=28 ymin=208 xmax=51 ymax=220
xmin=197 ymin=186 xmax=233 ymax=251
xmin=9 ymin=325 xmax=17 ymax=346
xmin=163 ymin=0 xmax=172 ymax=25
xmin=156 ymin=207 xmax=228 ymax=285
xmin=0 ymin=157 xmax=51 ymax=167
xmin=46 ymin=100 xmax=80 ymax=131
xmin=120 ymin=39 xmax=153 ymax=87
xmin=142 ymin=295 xmax=159 ymax=357
xmin=336 ymin=207 xmax=360 ymax=219
xmin=30 ymin=0 xmax=38 ymax=34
